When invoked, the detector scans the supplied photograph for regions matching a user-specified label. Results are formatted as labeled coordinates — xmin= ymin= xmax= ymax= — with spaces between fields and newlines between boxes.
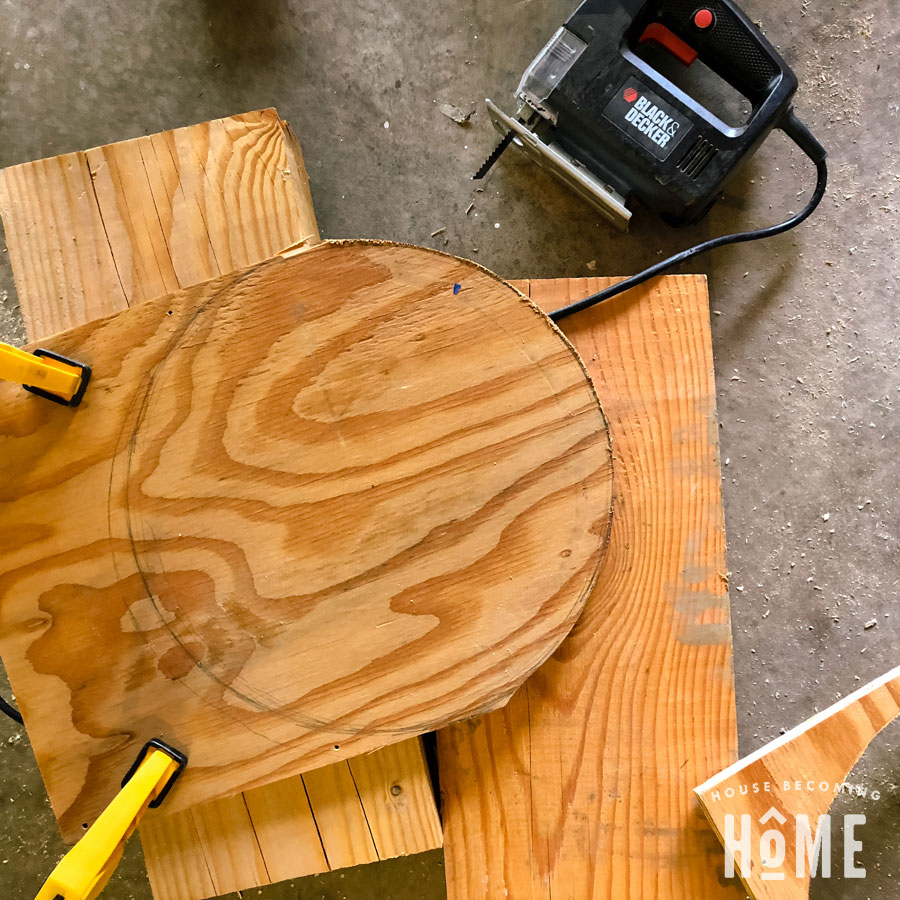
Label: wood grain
xmin=438 ymin=275 xmax=741 ymax=900
xmin=0 ymin=107 xmax=318 ymax=336
xmin=0 ymin=242 xmax=612 ymax=842
xmin=303 ymin=762 xmax=379 ymax=869
xmin=190 ymin=794 xmax=270 ymax=893
xmin=241 ymin=776 xmax=329 ymax=882
xmin=140 ymin=804 xmax=218 ymax=900
xmin=348 ymin=739 xmax=442 ymax=859
xmin=0 ymin=110 xmax=441 ymax=893
xmin=145 ymin=744 xmax=444 ymax=900
xmin=696 ymin=664 xmax=900 ymax=898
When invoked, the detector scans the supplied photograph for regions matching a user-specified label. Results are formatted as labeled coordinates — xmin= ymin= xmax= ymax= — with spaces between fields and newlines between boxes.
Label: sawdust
xmin=822 ymin=15 xmax=875 ymax=42
xmin=800 ymin=47 xmax=863 ymax=129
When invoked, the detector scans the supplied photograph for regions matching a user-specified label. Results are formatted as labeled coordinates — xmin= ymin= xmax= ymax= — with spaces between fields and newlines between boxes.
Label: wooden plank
xmin=696 ymin=664 xmax=900 ymax=898
xmin=85 ymin=135 xmax=181 ymax=303
xmin=303 ymin=763 xmax=379 ymax=869
xmin=140 ymin=804 xmax=218 ymax=900
xmin=0 ymin=242 xmax=613 ymax=842
xmin=0 ymin=148 xmax=127 ymax=333
xmin=0 ymin=108 xmax=319 ymax=336
xmin=0 ymin=110 xmax=440 ymax=894
xmin=242 ymin=775 xmax=329 ymax=881
xmin=141 ymin=792 xmax=272 ymax=900
xmin=348 ymin=740 xmax=442 ymax=858
xmin=438 ymin=275 xmax=741 ymax=900
xmin=142 ymin=712 xmax=443 ymax=899
xmin=189 ymin=795 xmax=270 ymax=894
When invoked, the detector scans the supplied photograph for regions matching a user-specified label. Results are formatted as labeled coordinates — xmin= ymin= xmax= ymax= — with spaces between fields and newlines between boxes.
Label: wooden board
xmin=696 ymin=664 xmax=900 ymax=898
xmin=0 ymin=241 xmax=613 ymax=842
xmin=0 ymin=108 xmax=319 ymax=335
xmin=438 ymin=275 xmax=742 ymax=900
xmin=143 ymin=739 xmax=444 ymax=899
xmin=0 ymin=109 xmax=442 ymax=894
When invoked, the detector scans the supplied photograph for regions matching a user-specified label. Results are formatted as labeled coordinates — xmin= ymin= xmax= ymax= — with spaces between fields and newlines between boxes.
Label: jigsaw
xmin=477 ymin=0 xmax=828 ymax=319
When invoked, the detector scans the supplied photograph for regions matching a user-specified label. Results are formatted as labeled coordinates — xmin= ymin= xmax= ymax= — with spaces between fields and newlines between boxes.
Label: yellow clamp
xmin=35 ymin=740 xmax=187 ymax=900
xmin=0 ymin=342 xmax=91 ymax=407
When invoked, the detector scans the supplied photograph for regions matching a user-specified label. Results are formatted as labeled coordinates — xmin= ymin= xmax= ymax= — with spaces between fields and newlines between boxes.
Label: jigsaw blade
xmin=473 ymin=131 xmax=513 ymax=180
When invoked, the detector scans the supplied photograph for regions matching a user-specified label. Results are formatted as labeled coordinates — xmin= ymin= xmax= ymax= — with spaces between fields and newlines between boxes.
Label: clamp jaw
xmin=35 ymin=740 xmax=187 ymax=900
xmin=0 ymin=342 xmax=91 ymax=407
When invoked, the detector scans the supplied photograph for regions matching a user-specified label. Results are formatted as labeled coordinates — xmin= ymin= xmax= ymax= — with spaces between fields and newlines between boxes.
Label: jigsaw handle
xmin=650 ymin=0 xmax=794 ymax=104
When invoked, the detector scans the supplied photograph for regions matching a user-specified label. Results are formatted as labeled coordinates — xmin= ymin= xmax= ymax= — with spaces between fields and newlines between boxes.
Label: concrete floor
xmin=0 ymin=0 xmax=898 ymax=897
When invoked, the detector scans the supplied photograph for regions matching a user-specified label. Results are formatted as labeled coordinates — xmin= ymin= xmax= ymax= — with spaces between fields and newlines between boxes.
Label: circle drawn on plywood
xmin=112 ymin=241 xmax=613 ymax=736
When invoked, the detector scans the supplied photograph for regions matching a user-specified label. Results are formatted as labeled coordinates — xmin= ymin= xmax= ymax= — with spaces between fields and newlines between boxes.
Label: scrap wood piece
xmin=302 ymin=762 xmax=379 ymax=869
xmin=188 ymin=794 xmax=270 ymax=893
xmin=139 ymin=803 xmax=218 ymax=900
xmin=347 ymin=738 xmax=442 ymax=860
xmin=143 ymin=745 xmax=442 ymax=900
xmin=0 ymin=107 xmax=319 ymax=336
xmin=0 ymin=109 xmax=439 ymax=896
xmin=0 ymin=241 xmax=613 ymax=842
xmin=696 ymin=664 xmax=900 ymax=899
xmin=438 ymin=275 xmax=742 ymax=900
xmin=439 ymin=103 xmax=474 ymax=125
xmin=241 ymin=774 xmax=329 ymax=883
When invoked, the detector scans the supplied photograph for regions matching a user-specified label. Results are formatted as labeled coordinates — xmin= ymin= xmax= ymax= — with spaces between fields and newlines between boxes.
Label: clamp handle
xmin=35 ymin=741 xmax=186 ymax=900
xmin=0 ymin=342 xmax=92 ymax=407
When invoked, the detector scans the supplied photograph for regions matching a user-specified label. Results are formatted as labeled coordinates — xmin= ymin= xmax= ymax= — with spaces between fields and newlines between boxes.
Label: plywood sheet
xmin=438 ymin=275 xmax=741 ymax=900
xmin=0 ymin=243 xmax=613 ymax=842
xmin=0 ymin=108 xmax=440 ymax=897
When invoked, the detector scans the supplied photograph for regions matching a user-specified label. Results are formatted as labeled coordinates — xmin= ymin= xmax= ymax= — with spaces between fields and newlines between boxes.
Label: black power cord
xmin=549 ymin=109 xmax=828 ymax=322
xmin=0 ymin=692 xmax=23 ymax=726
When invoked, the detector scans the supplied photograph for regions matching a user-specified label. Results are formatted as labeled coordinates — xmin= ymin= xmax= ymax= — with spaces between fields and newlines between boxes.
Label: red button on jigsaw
xmin=693 ymin=8 xmax=715 ymax=30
